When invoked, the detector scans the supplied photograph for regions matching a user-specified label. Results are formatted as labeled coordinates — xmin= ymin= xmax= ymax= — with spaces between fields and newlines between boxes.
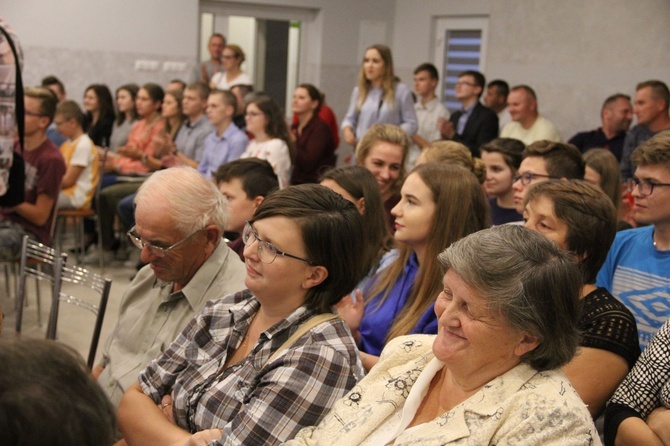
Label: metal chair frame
xmin=46 ymin=257 xmax=111 ymax=368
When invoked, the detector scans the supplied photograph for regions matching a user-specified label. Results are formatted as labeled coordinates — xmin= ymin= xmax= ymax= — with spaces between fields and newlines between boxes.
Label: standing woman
xmin=480 ymin=138 xmax=526 ymax=224
xmin=341 ymin=44 xmax=417 ymax=147
xmin=210 ymin=44 xmax=252 ymax=91
xmin=240 ymin=94 xmax=293 ymax=188
xmin=290 ymin=84 xmax=335 ymax=184
xmin=109 ymin=83 xmax=139 ymax=152
xmin=354 ymin=163 xmax=490 ymax=370
xmin=83 ymin=84 xmax=115 ymax=147
xmin=355 ymin=124 xmax=409 ymax=229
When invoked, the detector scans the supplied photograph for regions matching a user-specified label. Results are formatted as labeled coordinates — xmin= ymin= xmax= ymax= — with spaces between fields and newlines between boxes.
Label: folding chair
xmin=54 ymin=147 xmax=107 ymax=272
xmin=15 ymin=235 xmax=66 ymax=332
xmin=46 ymin=259 xmax=111 ymax=369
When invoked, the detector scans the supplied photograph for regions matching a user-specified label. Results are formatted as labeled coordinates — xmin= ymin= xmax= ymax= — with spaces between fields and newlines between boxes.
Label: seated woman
xmin=523 ymin=180 xmax=640 ymax=418
xmin=355 ymin=124 xmax=409 ymax=229
xmin=320 ymin=165 xmax=396 ymax=292
xmin=481 ymin=138 xmax=526 ymax=224
xmin=153 ymin=89 xmax=187 ymax=168
xmin=289 ymin=84 xmax=335 ymax=185
xmin=240 ymin=94 xmax=293 ymax=188
xmin=354 ymin=164 xmax=490 ymax=370
xmin=83 ymin=84 xmax=115 ymax=147
xmin=415 ymin=140 xmax=487 ymax=185
xmin=605 ymin=319 xmax=670 ymax=445
xmin=583 ymin=148 xmax=631 ymax=229
xmin=286 ymin=225 xmax=599 ymax=445
xmin=109 ymin=83 xmax=139 ymax=152
xmin=117 ymin=184 xmax=368 ymax=445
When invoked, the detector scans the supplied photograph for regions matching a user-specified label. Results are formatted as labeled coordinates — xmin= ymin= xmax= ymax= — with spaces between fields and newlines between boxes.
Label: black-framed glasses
xmin=126 ymin=226 xmax=203 ymax=258
xmin=242 ymin=221 xmax=314 ymax=265
xmin=513 ymin=172 xmax=557 ymax=186
xmin=627 ymin=177 xmax=670 ymax=196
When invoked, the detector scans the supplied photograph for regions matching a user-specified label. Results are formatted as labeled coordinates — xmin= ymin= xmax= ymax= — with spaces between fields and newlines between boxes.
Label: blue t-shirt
xmin=596 ymin=225 xmax=670 ymax=350
xmin=358 ymin=253 xmax=437 ymax=356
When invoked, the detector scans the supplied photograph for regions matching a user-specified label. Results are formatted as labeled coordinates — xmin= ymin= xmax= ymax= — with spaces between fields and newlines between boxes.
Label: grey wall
xmin=5 ymin=0 xmax=670 ymax=142
xmin=393 ymin=0 xmax=670 ymax=140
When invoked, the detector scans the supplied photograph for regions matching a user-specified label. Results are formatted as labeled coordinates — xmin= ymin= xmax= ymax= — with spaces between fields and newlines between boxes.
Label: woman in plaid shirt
xmin=117 ymin=184 xmax=368 ymax=445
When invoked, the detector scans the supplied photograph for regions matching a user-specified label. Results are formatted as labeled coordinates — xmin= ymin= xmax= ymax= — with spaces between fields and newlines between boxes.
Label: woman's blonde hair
xmin=355 ymin=124 xmax=410 ymax=195
xmin=419 ymin=141 xmax=486 ymax=184
xmin=365 ymin=163 xmax=490 ymax=341
xmin=356 ymin=44 xmax=396 ymax=111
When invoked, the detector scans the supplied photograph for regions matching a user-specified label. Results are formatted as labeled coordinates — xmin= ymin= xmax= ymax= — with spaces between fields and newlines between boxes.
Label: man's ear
xmin=252 ymin=195 xmax=264 ymax=211
xmin=302 ymin=265 xmax=328 ymax=290
xmin=205 ymin=224 xmax=222 ymax=243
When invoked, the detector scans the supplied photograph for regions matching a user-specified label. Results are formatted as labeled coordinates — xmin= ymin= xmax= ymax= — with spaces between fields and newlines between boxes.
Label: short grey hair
xmin=134 ymin=167 xmax=229 ymax=235
xmin=437 ymin=225 xmax=581 ymax=371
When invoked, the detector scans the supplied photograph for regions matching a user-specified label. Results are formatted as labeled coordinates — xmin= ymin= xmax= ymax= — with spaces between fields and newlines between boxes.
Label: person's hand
xmin=153 ymin=134 xmax=174 ymax=157
xmin=159 ymin=395 xmax=176 ymax=424
xmin=335 ymin=290 xmax=364 ymax=340
xmin=118 ymin=144 xmax=142 ymax=160
xmin=343 ymin=127 xmax=357 ymax=146
xmin=181 ymin=429 xmax=223 ymax=446
xmin=648 ymin=407 xmax=670 ymax=445
xmin=438 ymin=118 xmax=454 ymax=139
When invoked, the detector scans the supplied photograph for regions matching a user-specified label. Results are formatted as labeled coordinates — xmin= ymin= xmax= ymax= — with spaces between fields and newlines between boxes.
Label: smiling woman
xmin=117 ymin=184 xmax=368 ymax=446
xmin=286 ymin=226 xmax=600 ymax=446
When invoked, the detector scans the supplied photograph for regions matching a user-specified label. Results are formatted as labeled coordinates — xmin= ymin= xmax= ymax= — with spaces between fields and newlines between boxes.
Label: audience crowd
xmin=2 ymin=30 xmax=670 ymax=446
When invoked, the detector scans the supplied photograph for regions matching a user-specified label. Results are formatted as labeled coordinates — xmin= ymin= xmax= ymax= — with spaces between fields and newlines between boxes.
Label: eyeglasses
xmin=627 ymin=177 xmax=670 ymax=196
xmin=126 ymin=226 xmax=203 ymax=257
xmin=242 ymin=221 xmax=314 ymax=265
xmin=513 ymin=172 xmax=557 ymax=186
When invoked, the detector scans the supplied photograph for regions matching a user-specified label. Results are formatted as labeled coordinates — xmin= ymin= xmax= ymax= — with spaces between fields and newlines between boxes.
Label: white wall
xmin=4 ymin=0 xmax=199 ymax=102
xmin=393 ymin=0 xmax=670 ymax=140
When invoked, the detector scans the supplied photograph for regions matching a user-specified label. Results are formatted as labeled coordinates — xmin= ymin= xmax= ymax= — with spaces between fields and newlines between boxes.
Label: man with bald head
xmin=501 ymin=85 xmax=562 ymax=145
xmin=92 ymin=167 xmax=245 ymax=408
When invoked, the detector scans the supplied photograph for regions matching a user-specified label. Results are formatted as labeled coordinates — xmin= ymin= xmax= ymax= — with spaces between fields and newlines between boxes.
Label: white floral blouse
xmin=285 ymin=335 xmax=601 ymax=446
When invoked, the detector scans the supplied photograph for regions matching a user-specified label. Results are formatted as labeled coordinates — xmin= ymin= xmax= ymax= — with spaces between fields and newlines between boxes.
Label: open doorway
xmin=199 ymin=2 xmax=316 ymax=116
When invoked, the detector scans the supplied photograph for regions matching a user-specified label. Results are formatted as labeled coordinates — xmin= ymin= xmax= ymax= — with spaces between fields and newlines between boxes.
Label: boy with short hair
xmin=214 ymin=158 xmax=279 ymax=260
xmin=55 ymin=100 xmax=99 ymax=210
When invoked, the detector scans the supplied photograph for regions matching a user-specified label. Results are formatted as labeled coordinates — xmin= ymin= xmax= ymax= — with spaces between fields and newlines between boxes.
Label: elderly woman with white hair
xmin=286 ymin=225 xmax=601 ymax=446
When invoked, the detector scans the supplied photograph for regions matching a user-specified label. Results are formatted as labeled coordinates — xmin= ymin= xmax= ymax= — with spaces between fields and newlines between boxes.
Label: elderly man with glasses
xmin=598 ymin=132 xmax=670 ymax=353
xmin=93 ymin=167 xmax=245 ymax=409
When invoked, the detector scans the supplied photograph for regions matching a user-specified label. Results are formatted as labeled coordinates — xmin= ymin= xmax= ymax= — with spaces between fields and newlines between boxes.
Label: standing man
xmin=195 ymin=33 xmax=226 ymax=84
xmin=198 ymin=89 xmax=249 ymax=178
xmin=408 ymin=63 xmax=449 ymax=168
xmin=438 ymin=70 xmax=498 ymax=157
xmin=568 ymin=94 xmax=633 ymax=162
xmin=93 ymin=167 xmax=246 ymax=407
xmin=597 ymin=132 xmax=670 ymax=350
xmin=483 ymin=79 xmax=512 ymax=131
xmin=620 ymin=80 xmax=670 ymax=179
xmin=501 ymin=85 xmax=562 ymax=145
xmin=0 ymin=87 xmax=65 ymax=259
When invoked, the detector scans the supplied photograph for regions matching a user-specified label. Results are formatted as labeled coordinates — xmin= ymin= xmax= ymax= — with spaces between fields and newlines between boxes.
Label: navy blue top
xmin=358 ymin=252 xmax=438 ymax=355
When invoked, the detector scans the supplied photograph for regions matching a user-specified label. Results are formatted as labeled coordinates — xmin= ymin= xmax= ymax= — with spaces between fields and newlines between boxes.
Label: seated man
xmin=197 ymin=89 xmax=249 ymax=179
xmin=54 ymin=100 xmax=99 ymax=210
xmin=568 ymin=93 xmax=633 ymax=162
xmin=0 ymin=87 xmax=65 ymax=260
xmin=511 ymin=140 xmax=584 ymax=214
xmin=92 ymin=167 xmax=246 ymax=408
xmin=0 ymin=338 xmax=116 ymax=446
xmin=214 ymin=158 xmax=279 ymax=261
xmin=597 ymin=132 xmax=670 ymax=350
xmin=483 ymin=79 xmax=512 ymax=131
xmin=501 ymin=85 xmax=562 ymax=145
xmin=41 ymin=75 xmax=68 ymax=148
